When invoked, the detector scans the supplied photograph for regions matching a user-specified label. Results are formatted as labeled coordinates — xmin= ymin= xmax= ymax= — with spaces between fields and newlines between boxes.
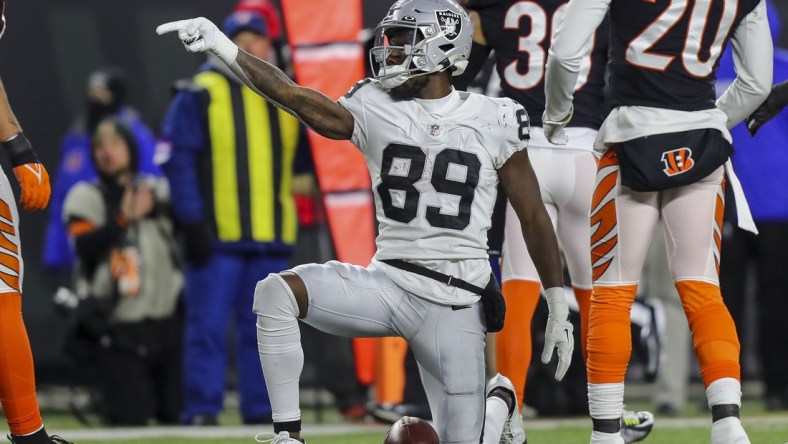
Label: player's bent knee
xmin=253 ymin=273 xmax=302 ymax=319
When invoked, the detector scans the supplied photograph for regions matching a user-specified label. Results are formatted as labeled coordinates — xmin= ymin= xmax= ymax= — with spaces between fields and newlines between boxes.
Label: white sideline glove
xmin=541 ymin=105 xmax=573 ymax=146
xmin=156 ymin=17 xmax=238 ymax=66
xmin=541 ymin=286 xmax=574 ymax=381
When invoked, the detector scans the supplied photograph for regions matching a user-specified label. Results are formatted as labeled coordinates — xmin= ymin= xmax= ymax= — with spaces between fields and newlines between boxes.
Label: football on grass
xmin=383 ymin=416 xmax=439 ymax=444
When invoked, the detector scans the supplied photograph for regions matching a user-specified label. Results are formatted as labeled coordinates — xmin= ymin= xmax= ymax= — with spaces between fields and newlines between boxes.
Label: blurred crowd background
xmin=1 ymin=0 xmax=387 ymax=376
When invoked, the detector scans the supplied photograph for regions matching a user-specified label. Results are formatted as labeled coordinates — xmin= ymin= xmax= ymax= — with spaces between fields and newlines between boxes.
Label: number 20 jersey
xmin=609 ymin=0 xmax=762 ymax=111
xmin=338 ymin=79 xmax=528 ymax=305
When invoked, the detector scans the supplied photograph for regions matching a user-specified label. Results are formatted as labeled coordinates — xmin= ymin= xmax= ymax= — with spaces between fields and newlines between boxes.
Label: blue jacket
xmin=43 ymin=107 xmax=160 ymax=271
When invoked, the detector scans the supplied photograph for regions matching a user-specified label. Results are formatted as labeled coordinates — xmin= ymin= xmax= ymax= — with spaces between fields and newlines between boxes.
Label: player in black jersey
xmin=462 ymin=0 xmax=607 ymax=128
xmin=455 ymin=2 xmax=652 ymax=441
xmin=544 ymin=0 xmax=772 ymax=443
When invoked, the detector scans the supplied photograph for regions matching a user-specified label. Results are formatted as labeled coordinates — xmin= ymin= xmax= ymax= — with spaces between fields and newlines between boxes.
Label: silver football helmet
xmin=370 ymin=0 xmax=472 ymax=90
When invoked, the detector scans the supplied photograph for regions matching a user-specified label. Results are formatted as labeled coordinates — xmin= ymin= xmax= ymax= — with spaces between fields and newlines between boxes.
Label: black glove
xmin=181 ymin=220 xmax=213 ymax=266
xmin=480 ymin=274 xmax=506 ymax=332
xmin=746 ymin=80 xmax=788 ymax=136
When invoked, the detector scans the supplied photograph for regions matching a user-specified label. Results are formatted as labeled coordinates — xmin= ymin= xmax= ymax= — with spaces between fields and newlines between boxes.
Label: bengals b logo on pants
xmin=662 ymin=148 xmax=695 ymax=176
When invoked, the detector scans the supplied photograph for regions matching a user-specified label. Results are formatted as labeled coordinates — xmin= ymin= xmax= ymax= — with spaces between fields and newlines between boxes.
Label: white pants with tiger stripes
xmin=0 ymin=171 xmax=22 ymax=294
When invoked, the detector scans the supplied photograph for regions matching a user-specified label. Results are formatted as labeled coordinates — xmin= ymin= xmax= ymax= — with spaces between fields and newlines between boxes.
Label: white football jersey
xmin=338 ymin=79 xmax=528 ymax=305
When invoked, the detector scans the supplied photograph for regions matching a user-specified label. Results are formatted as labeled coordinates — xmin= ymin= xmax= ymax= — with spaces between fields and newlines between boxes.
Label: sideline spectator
xmin=62 ymin=119 xmax=183 ymax=425
xmin=44 ymin=67 xmax=159 ymax=274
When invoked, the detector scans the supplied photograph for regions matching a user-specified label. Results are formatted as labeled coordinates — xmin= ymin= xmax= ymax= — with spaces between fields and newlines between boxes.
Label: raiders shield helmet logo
xmin=661 ymin=147 xmax=695 ymax=176
xmin=436 ymin=9 xmax=461 ymax=41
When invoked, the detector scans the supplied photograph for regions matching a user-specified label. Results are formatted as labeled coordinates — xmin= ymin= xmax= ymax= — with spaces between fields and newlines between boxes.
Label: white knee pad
xmin=253 ymin=273 xmax=304 ymax=423
xmin=253 ymin=273 xmax=300 ymax=318
xmin=254 ymin=273 xmax=302 ymax=356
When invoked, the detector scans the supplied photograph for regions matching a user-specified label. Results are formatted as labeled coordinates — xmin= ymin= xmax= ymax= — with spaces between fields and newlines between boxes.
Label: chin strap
xmin=377 ymin=59 xmax=455 ymax=91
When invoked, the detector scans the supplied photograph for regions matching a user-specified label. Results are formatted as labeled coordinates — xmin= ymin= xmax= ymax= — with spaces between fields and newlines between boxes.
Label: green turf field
xmin=67 ymin=424 xmax=788 ymax=444
xmin=49 ymin=418 xmax=788 ymax=444
xmin=28 ymin=397 xmax=788 ymax=444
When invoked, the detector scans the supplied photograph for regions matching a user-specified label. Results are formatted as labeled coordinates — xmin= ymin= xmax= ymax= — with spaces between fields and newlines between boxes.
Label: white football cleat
xmin=620 ymin=410 xmax=654 ymax=443
xmin=711 ymin=417 xmax=750 ymax=444
xmin=254 ymin=431 xmax=305 ymax=443
xmin=486 ymin=373 xmax=526 ymax=444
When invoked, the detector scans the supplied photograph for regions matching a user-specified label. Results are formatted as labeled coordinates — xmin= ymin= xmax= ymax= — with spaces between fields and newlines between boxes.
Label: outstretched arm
xmin=234 ymin=50 xmax=354 ymax=140
xmin=157 ymin=18 xmax=354 ymax=140
xmin=498 ymin=149 xmax=573 ymax=381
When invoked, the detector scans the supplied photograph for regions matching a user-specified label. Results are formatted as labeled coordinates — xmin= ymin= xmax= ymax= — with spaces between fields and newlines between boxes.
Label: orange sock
xmin=676 ymin=280 xmax=741 ymax=386
xmin=496 ymin=280 xmax=541 ymax=398
xmin=573 ymin=287 xmax=592 ymax=363
xmin=0 ymin=292 xmax=44 ymax=435
xmin=586 ymin=285 xmax=638 ymax=384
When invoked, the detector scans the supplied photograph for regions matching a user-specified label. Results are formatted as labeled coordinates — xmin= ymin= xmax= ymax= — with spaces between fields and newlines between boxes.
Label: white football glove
xmin=156 ymin=17 xmax=238 ymax=66
xmin=541 ymin=105 xmax=573 ymax=146
xmin=541 ymin=286 xmax=574 ymax=381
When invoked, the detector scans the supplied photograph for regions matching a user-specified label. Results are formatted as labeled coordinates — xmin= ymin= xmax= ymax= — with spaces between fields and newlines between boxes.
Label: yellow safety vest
xmin=194 ymin=71 xmax=299 ymax=245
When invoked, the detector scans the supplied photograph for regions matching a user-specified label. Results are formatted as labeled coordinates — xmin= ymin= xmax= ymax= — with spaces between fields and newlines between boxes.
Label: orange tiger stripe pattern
xmin=712 ymin=177 xmax=726 ymax=276
xmin=590 ymin=150 xmax=620 ymax=282
xmin=0 ymin=200 xmax=20 ymax=292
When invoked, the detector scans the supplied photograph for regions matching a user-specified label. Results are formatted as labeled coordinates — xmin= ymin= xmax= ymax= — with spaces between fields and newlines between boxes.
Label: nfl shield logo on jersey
xmin=436 ymin=10 xmax=461 ymax=40
xmin=430 ymin=124 xmax=441 ymax=136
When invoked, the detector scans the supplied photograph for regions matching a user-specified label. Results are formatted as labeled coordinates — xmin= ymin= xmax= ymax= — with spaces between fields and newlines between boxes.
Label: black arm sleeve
xmin=71 ymin=216 xmax=126 ymax=261
xmin=452 ymin=42 xmax=493 ymax=91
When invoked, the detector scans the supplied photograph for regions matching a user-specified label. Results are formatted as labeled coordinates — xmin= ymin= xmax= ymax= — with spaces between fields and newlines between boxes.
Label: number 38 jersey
xmin=468 ymin=0 xmax=609 ymax=130
xmin=609 ymin=0 xmax=762 ymax=111
xmin=338 ymin=79 xmax=528 ymax=305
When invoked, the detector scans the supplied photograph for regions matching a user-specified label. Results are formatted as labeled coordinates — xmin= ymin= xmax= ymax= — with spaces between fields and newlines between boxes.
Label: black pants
xmin=720 ymin=220 xmax=788 ymax=396
xmin=98 ymin=313 xmax=183 ymax=425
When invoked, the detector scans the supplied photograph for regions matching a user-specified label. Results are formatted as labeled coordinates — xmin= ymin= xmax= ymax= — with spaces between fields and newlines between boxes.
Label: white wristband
xmin=544 ymin=286 xmax=569 ymax=318
xmin=214 ymin=32 xmax=239 ymax=66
